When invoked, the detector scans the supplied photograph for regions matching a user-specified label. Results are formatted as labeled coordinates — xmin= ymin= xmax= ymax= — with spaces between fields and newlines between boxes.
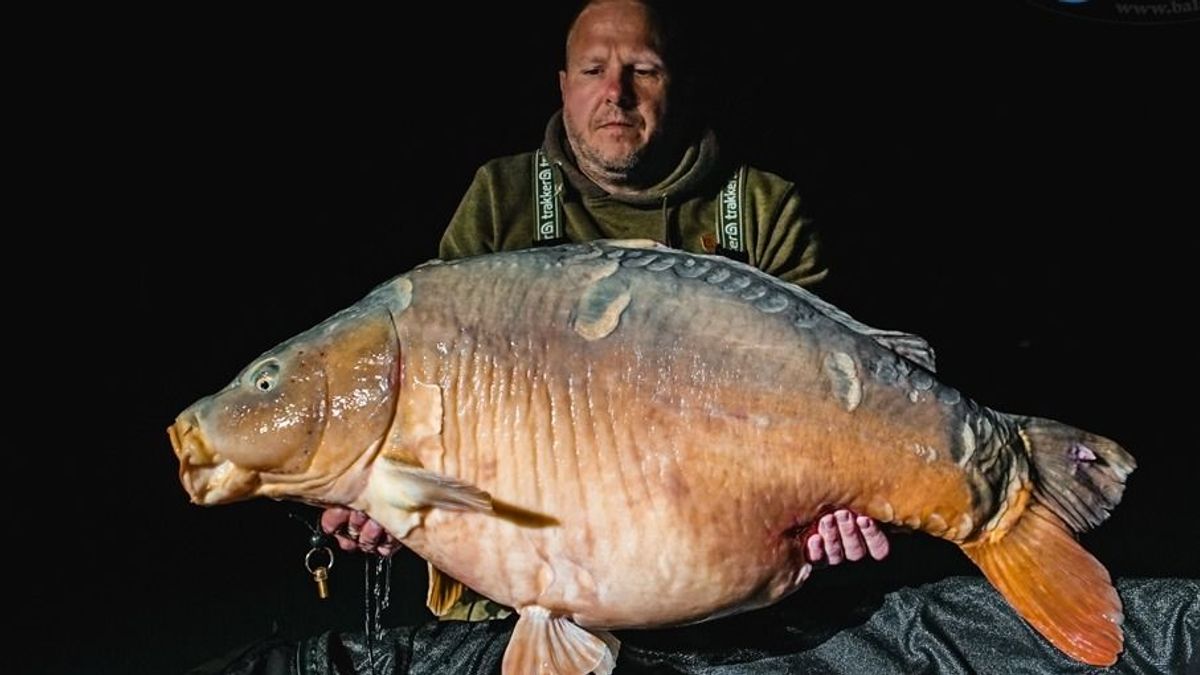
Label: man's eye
xmin=582 ymin=68 xmax=602 ymax=76
xmin=634 ymin=68 xmax=658 ymax=77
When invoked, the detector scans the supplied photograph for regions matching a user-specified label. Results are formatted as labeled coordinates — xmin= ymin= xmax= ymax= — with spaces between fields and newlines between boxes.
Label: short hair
xmin=562 ymin=0 xmax=694 ymax=74
xmin=561 ymin=1 xmax=710 ymax=129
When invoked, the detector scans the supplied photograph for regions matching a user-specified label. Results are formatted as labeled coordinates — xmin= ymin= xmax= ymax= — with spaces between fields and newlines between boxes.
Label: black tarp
xmin=192 ymin=577 xmax=1198 ymax=675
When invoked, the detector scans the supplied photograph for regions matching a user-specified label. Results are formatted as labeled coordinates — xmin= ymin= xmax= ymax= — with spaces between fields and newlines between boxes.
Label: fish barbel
xmin=169 ymin=240 xmax=1134 ymax=673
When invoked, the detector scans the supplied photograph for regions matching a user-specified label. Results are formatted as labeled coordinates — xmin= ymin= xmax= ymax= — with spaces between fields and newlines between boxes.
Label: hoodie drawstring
xmin=661 ymin=195 xmax=678 ymax=248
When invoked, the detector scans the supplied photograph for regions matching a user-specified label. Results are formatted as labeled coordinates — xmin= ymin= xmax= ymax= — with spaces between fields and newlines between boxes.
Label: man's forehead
xmin=571 ymin=45 xmax=665 ymax=66
xmin=567 ymin=1 xmax=665 ymax=58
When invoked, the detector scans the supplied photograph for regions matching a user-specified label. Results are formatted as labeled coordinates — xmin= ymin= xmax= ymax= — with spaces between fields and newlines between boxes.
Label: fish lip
xmin=172 ymin=415 xmax=218 ymax=466
xmin=178 ymin=459 xmax=212 ymax=504
xmin=170 ymin=415 xmax=223 ymax=503
xmin=167 ymin=423 xmax=183 ymax=458
xmin=167 ymin=422 xmax=200 ymax=500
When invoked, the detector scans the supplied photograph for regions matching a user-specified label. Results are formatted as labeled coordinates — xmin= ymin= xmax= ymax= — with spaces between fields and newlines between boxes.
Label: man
xmin=438 ymin=0 xmax=825 ymax=288
xmin=323 ymin=0 xmax=888 ymax=590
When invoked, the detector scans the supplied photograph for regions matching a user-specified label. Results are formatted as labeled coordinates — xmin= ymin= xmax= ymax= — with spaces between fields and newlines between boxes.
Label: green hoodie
xmin=440 ymin=112 xmax=827 ymax=289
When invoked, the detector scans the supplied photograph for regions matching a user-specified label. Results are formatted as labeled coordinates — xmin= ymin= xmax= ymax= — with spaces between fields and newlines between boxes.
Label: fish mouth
xmin=169 ymin=415 xmax=257 ymax=505
xmin=169 ymin=416 xmax=216 ymax=503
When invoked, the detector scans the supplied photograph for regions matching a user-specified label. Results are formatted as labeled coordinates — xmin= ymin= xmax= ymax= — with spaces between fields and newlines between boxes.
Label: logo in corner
xmin=1028 ymin=0 xmax=1198 ymax=23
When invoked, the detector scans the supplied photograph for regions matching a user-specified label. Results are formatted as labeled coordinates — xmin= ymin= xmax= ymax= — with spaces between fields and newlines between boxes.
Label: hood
xmin=542 ymin=110 xmax=720 ymax=207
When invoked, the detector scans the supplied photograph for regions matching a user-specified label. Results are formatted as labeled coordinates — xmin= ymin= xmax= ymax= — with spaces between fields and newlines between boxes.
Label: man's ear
xmin=559 ymin=69 xmax=567 ymax=95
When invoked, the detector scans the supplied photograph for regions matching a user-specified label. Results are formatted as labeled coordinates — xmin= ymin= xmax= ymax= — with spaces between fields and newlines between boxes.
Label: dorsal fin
xmin=867 ymin=331 xmax=937 ymax=372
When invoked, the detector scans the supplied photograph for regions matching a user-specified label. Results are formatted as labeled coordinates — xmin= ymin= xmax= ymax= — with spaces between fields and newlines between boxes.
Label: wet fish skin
xmin=171 ymin=282 xmax=407 ymax=508
xmin=170 ymin=240 xmax=1135 ymax=673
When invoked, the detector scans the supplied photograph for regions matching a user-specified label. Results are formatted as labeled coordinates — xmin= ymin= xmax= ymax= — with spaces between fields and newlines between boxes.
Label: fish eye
xmin=249 ymin=362 xmax=280 ymax=392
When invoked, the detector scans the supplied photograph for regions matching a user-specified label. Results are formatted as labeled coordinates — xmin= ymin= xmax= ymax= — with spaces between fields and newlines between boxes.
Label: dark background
xmin=48 ymin=3 xmax=1197 ymax=674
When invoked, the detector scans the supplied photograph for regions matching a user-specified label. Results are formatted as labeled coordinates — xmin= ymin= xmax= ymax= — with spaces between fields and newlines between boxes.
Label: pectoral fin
xmin=426 ymin=562 xmax=465 ymax=617
xmin=380 ymin=461 xmax=493 ymax=513
xmin=493 ymin=499 xmax=560 ymax=528
xmin=438 ymin=587 xmax=514 ymax=622
xmin=364 ymin=461 xmax=492 ymax=539
xmin=428 ymin=564 xmax=513 ymax=621
xmin=502 ymin=606 xmax=619 ymax=675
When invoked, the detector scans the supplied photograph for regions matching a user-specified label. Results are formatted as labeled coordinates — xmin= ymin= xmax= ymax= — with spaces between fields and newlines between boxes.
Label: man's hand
xmin=805 ymin=509 xmax=890 ymax=565
xmin=320 ymin=507 xmax=401 ymax=558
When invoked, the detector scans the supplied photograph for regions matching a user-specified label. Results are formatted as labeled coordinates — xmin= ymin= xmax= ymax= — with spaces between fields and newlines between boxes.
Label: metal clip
xmin=305 ymin=546 xmax=335 ymax=600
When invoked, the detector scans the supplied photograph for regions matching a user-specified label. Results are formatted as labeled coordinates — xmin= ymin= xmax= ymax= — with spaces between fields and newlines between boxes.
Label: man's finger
xmin=835 ymin=510 xmax=866 ymax=561
xmin=806 ymin=532 xmax=824 ymax=562
xmin=819 ymin=514 xmax=844 ymax=565
xmin=360 ymin=519 xmax=385 ymax=547
xmin=858 ymin=516 xmax=890 ymax=560
xmin=320 ymin=507 xmax=351 ymax=535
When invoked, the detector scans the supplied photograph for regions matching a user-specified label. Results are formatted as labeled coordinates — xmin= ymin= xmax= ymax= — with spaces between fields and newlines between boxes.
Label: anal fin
xmin=502 ymin=606 xmax=619 ymax=675
xmin=962 ymin=503 xmax=1124 ymax=666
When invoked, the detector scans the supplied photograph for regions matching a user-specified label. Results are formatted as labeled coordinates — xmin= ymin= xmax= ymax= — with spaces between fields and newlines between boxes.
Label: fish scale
xmin=171 ymin=239 xmax=1135 ymax=672
xmin=386 ymin=243 xmax=990 ymax=620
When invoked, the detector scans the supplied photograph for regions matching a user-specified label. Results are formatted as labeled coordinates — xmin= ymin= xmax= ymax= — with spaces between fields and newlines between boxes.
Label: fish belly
xmin=387 ymin=248 xmax=986 ymax=628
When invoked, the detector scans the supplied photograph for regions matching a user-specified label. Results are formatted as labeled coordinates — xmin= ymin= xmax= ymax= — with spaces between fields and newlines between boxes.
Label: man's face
xmin=559 ymin=0 xmax=670 ymax=177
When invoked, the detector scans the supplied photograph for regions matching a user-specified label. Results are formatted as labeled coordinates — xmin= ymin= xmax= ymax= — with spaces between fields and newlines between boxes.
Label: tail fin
xmin=962 ymin=418 xmax=1135 ymax=666
xmin=1018 ymin=416 xmax=1136 ymax=532
xmin=963 ymin=503 xmax=1124 ymax=666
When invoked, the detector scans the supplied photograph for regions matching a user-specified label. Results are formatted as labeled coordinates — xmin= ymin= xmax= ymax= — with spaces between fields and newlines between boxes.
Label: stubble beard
xmin=568 ymin=131 xmax=643 ymax=187
xmin=564 ymin=109 xmax=659 ymax=189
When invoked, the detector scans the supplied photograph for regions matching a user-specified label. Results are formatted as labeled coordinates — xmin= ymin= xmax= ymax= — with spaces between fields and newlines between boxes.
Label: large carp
xmin=169 ymin=240 xmax=1134 ymax=672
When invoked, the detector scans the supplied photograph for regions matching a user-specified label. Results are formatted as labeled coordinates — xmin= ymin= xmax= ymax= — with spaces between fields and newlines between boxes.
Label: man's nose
xmin=602 ymin=68 xmax=636 ymax=108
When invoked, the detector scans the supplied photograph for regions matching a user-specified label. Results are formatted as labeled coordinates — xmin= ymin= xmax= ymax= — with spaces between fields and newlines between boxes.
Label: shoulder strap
xmin=715 ymin=164 xmax=748 ymax=262
xmin=532 ymin=148 xmax=564 ymax=245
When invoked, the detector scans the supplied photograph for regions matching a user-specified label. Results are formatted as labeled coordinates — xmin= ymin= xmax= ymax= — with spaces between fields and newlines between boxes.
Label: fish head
xmin=169 ymin=277 xmax=412 ymax=506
